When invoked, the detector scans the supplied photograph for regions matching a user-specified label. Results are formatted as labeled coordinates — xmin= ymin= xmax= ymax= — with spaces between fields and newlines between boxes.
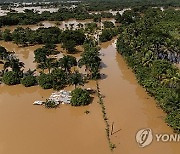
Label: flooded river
xmin=0 ymin=22 xmax=179 ymax=154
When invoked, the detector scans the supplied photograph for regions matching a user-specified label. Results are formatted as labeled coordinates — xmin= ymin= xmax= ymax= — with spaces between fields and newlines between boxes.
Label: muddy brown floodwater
xmin=99 ymin=38 xmax=180 ymax=154
xmin=0 ymin=22 xmax=179 ymax=154
xmin=0 ymin=83 xmax=110 ymax=154
xmin=0 ymin=41 xmax=42 ymax=71
xmin=0 ymin=32 xmax=110 ymax=154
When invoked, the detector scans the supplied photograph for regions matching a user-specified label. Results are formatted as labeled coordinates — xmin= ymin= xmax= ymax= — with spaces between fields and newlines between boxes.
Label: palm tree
xmin=58 ymin=55 xmax=77 ymax=73
xmin=69 ymin=70 xmax=84 ymax=88
xmin=78 ymin=47 xmax=101 ymax=78
xmin=4 ymin=56 xmax=24 ymax=72
xmin=51 ymin=68 xmax=67 ymax=90
xmin=45 ymin=58 xmax=55 ymax=73
xmin=37 ymin=58 xmax=55 ymax=73
xmin=24 ymin=69 xmax=36 ymax=77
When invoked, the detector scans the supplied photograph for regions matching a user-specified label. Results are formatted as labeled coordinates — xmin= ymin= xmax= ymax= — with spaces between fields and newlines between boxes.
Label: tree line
xmin=0 ymin=7 xmax=114 ymax=27
xmin=116 ymin=7 xmax=180 ymax=132
xmin=1 ymin=0 xmax=180 ymax=9
xmin=0 ymin=27 xmax=86 ymax=52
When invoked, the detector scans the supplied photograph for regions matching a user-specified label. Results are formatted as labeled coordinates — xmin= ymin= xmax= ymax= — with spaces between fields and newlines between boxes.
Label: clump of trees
xmin=115 ymin=10 xmax=140 ymax=25
xmin=38 ymin=73 xmax=53 ymax=89
xmin=1 ymin=27 xmax=86 ymax=53
xmin=0 ymin=46 xmax=24 ymax=85
xmin=2 ymin=71 xmax=20 ymax=85
xmin=0 ymin=6 xmax=113 ymax=28
xmin=59 ymin=29 xmax=86 ymax=53
xmin=0 ymin=17 xmax=103 ymax=93
xmin=116 ymin=7 xmax=180 ymax=132
xmin=21 ymin=70 xmax=37 ymax=87
xmin=103 ymin=21 xmax=115 ymax=28
xmin=70 ymin=88 xmax=91 ymax=106
xmin=78 ymin=41 xmax=101 ymax=79
xmin=21 ymin=75 xmax=37 ymax=87
xmin=99 ymin=28 xmax=118 ymax=42
xmin=85 ymin=22 xmax=98 ymax=33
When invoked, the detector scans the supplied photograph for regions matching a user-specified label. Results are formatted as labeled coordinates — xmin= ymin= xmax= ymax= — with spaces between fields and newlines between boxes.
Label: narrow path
xmin=99 ymin=38 xmax=180 ymax=154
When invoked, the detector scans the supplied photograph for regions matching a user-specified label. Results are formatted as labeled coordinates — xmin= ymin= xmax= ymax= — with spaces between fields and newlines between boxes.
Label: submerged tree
xmin=58 ymin=55 xmax=77 ymax=73
xmin=69 ymin=71 xmax=84 ymax=88
xmin=51 ymin=68 xmax=67 ymax=90
xmin=78 ymin=45 xmax=101 ymax=79
xmin=70 ymin=88 xmax=91 ymax=106
xmin=2 ymin=71 xmax=20 ymax=85
xmin=38 ymin=73 xmax=53 ymax=89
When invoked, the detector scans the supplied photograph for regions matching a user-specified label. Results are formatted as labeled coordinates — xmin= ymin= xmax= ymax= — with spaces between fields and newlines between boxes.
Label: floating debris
xmin=33 ymin=90 xmax=72 ymax=106
xmin=33 ymin=101 xmax=44 ymax=105
xmin=84 ymin=110 xmax=90 ymax=114
xmin=33 ymin=88 xmax=94 ymax=106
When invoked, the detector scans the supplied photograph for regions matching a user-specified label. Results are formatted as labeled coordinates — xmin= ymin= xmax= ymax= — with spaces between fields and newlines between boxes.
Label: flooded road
xmin=99 ymin=39 xmax=180 ymax=154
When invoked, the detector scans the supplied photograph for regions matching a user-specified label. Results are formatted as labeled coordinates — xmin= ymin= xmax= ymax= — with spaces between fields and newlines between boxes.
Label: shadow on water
xmin=100 ymin=62 xmax=108 ymax=68
xmin=100 ymin=73 xmax=108 ymax=80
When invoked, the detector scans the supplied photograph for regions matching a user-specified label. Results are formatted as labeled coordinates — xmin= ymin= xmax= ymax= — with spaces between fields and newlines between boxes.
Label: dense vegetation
xmin=21 ymin=75 xmax=37 ymax=87
xmin=1 ymin=0 xmax=179 ymax=28
xmin=99 ymin=28 xmax=118 ymax=42
xmin=84 ymin=0 xmax=180 ymax=11
xmin=2 ymin=71 xmax=20 ymax=85
xmin=0 ymin=6 xmax=114 ymax=27
xmin=0 ymin=29 xmax=102 ymax=89
xmin=0 ymin=27 xmax=86 ymax=50
xmin=116 ymin=8 xmax=180 ymax=132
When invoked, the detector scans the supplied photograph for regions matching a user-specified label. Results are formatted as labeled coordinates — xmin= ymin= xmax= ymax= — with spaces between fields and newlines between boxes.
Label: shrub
xmin=44 ymin=99 xmax=59 ymax=108
xmin=2 ymin=71 xmax=20 ymax=85
xmin=99 ymin=29 xmax=117 ymax=42
xmin=38 ymin=73 xmax=53 ymax=89
xmin=71 ymin=88 xmax=91 ymax=106
xmin=103 ymin=21 xmax=115 ymax=28
xmin=21 ymin=75 xmax=37 ymax=87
